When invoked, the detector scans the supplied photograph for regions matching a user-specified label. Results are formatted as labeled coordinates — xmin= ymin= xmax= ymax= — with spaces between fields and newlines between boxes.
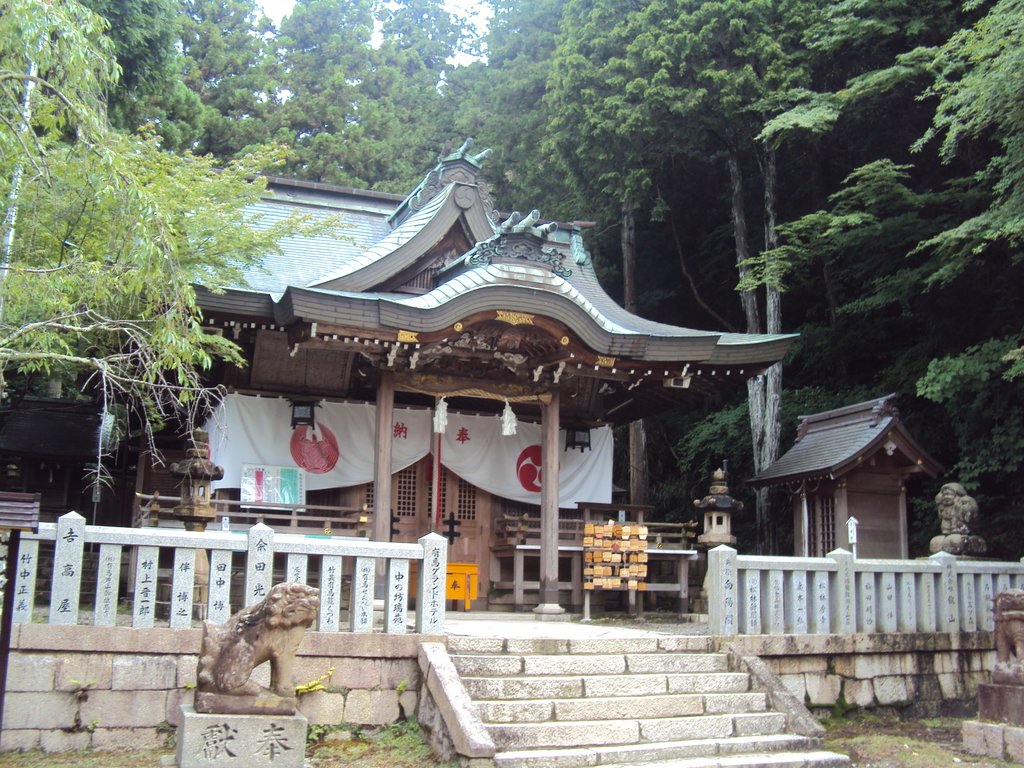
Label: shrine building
xmin=137 ymin=143 xmax=796 ymax=613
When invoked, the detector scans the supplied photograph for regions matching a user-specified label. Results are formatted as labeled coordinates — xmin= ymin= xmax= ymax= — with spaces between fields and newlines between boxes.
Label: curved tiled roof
xmin=211 ymin=170 xmax=797 ymax=370
xmin=750 ymin=395 xmax=943 ymax=486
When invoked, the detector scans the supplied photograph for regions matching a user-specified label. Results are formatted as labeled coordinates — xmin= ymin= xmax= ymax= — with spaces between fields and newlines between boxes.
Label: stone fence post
xmin=707 ymin=545 xmax=738 ymax=636
xmin=416 ymin=533 xmax=447 ymax=634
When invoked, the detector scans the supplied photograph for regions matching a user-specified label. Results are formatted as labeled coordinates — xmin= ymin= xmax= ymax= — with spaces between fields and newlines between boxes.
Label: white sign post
xmin=847 ymin=516 xmax=859 ymax=559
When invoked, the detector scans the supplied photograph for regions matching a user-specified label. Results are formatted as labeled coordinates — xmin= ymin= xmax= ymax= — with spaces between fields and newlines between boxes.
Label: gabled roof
xmin=199 ymin=144 xmax=799 ymax=424
xmin=749 ymin=394 xmax=943 ymax=487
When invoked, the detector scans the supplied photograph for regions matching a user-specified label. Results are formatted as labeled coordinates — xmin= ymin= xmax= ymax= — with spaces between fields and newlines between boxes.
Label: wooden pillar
xmin=534 ymin=388 xmax=565 ymax=616
xmin=373 ymin=371 xmax=395 ymax=543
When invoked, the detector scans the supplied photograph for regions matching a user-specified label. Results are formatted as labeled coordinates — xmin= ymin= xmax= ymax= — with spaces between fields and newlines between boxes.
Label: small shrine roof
xmin=750 ymin=394 xmax=943 ymax=487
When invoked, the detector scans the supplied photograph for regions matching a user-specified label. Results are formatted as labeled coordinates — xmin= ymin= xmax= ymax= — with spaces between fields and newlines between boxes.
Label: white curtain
xmin=207 ymin=393 xmax=613 ymax=507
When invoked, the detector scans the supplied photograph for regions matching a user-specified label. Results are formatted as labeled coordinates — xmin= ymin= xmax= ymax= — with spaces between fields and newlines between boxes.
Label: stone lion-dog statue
xmin=195 ymin=581 xmax=319 ymax=714
xmin=994 ymin=589 xmax=1024 ymax=686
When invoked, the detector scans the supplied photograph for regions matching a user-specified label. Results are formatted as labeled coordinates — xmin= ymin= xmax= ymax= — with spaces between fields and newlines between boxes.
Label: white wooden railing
xmin=706 ymin=545 xmax=1024 ymax=636
xmin=10 ymin=511 xmax=447 ymax=634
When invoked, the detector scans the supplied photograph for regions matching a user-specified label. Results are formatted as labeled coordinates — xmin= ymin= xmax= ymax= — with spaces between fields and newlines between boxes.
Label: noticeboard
xmin=583 ymin=520 xmax=649 ymax=592
xmin=240 ymin=464 xmax=306 ymax=509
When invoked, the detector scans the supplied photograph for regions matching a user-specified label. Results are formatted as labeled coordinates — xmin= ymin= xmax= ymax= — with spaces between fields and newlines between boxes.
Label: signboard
xmin=240 ymin=464 xmax=305 ymax=508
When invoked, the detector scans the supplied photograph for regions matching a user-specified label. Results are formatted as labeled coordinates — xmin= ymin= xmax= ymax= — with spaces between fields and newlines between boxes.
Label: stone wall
xmin=721 ymin=631 xmax=995 ymax=717
xmin=2 ymin=624 xmax=434 ymax=753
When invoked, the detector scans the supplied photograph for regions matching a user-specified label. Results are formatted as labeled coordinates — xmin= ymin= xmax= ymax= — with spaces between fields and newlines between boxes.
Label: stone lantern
xmin=170 ymin=429 xmax=224 ymax=616
xmin=695 ymin=466 xmax=743 ymax=547
xmin=170 ymin=429 xmax=224 ymax=530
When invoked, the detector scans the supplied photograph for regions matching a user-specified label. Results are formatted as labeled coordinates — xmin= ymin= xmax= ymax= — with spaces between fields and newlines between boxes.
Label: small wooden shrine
xmin=136 ymin=142 xmax=794 ymax=612
xmin=750 ymin=394 xmax=942 ymax=559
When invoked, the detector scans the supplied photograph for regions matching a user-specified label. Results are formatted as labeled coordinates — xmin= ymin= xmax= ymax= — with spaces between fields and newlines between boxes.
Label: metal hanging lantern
xmin=564 ymin=426 xmax=592 ymax=452
xmin=290 ymin=400 xmax=316 ymax=429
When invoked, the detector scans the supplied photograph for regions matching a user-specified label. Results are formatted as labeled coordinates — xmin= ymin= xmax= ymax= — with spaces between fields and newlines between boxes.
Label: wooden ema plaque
xmin=582 ymin=521 xmax=649 ymax=592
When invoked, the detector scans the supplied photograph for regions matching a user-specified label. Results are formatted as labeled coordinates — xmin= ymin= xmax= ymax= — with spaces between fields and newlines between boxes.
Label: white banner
xmin=207 ymin=393 xmax=613 ymax=507
xmin=438 ymin=413 xmax=613 ymax=509
xmin=207 ymin=394 xmax=431 ymax=491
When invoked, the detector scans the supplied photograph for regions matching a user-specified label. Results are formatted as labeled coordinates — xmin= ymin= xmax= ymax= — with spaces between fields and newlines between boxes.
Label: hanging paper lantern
xmin=501 ymin=400 xmax=517 ymax=436
xmin=433 ymin=397 xmax=448 ymax=434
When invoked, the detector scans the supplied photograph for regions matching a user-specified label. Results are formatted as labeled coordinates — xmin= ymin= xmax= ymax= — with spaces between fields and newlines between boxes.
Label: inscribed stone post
xmin=12 ymin=538 xmax=38 ymax=625
xmin=980 ymin=574 xmax=996 ymax=631
xmin=50 ymin=511 xmax=86 ymax=625
xmin=385 ymin=557 xmax=409 ymax=634
xmin=207 ymin=549 xmax=233 ymax=624
xmin=415 ymin=533 xmax=447 ymax=634
xmin=286 ymin=554 xmax=307 ymax=585
xmin=171 ymin=547 xmax=197 ymax=629
xmin=933 ymin=552 xmax=961 ymax=633
xmin=245 ymin=523 xmax=274 ymax=606
xmin=706 ymin=546 xmax=737 ymax=636
xmin=857 ymin=572 xmax=877 ymax=633
xmin=350 ymin=557 xmax=375 ymax=633
xmin=785 ymin=570 xmax=808 ymax=635
xmin=94 ymin=543 xmax=121 ymax=627
xmin=318 ymin=556 xmax=342 ymax=632
xmin=133 ymin=545 xmax=159 ymax=627
xmin=961 ymin=573 xmax=978 ymax=632
xmin=828 ymin=549 xmax=856 ymax=635
xmin=917 ymin=571 xmax=938 ymax=632
xmin=742 ymin=569 xmax=762 ymax=634
xmin=878 ymin=572 xmax=898 ymax=633
xmin=897 ymin=572 xmax=917 ymax=632
xmin=809 ymin=570 xmax=830 ymax=634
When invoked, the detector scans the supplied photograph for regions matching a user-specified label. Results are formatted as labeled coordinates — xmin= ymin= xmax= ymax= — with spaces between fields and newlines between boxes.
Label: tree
xmin=1 ymin=0 xmax=309 ymax=483
xmin=180 ymin=0 xmax=281 ymax=159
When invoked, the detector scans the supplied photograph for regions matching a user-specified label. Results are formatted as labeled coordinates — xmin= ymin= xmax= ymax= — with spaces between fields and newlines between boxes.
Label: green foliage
xmin=0 ymin=0 xmax=315 ymax=479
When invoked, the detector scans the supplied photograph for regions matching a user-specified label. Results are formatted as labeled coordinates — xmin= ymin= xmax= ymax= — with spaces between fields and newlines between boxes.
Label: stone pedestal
xmin=978 ymin=682 xmax=1024 ymax=724
xmin=176 ymin=705 xmax=307 ymax=768
xmin=963 ymin=720 xmax=1024 ymax=762
xmin=963 ymin=684 xmax=1024 ymax=762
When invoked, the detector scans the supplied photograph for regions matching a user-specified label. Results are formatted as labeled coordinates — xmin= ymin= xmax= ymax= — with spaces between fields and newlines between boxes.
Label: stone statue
xmin=194 ymin=582 xmax=319 ymax=715
xmin=929 ymin=482 xmax=987 ymax=556
xmin=993 ymin=589 xmax=1024 ymax=686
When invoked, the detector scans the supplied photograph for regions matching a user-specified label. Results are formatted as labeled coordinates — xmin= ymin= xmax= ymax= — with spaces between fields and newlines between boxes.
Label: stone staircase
xmin=447 ymin=634 xmax=850 ymax=768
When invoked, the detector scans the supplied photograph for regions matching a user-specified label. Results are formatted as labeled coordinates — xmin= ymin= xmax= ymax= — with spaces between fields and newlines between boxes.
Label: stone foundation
xmin=721 ymin=631 xmax=995 ymax=716
xmin=2 ymin=624 xmax=431 ymax=753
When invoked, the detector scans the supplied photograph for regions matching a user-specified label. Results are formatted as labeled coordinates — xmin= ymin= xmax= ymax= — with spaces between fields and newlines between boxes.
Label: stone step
xmin=486 ymin=712 xmax=788 ymax=750
xmin=476 ymin=691 xmax=769 ymax=723
xmin=462 ymin=671 xmax=752 ymax=700
xmin=447 ymin=635 xmax=714 ymax=655
xmin=493 ymin=734 xmax=842 ymax=768
xmin=451 ymin=652 xmax=730 ymax=678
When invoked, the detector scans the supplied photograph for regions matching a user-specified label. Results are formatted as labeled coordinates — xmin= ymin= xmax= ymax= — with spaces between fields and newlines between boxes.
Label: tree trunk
xmin=621 ymin=201 xmax=648 ymax=505
xmin=727 ymin=145 xmax=759 ymax=334
xmin=753 ymin=143 xmax=784 ymax=554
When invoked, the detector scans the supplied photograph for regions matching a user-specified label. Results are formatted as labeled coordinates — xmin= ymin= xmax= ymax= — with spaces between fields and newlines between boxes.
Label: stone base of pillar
xmin=176 ymin=704 xmax=307 ymax=768
xmin=532 ymin=603 xmax=568 ymax=621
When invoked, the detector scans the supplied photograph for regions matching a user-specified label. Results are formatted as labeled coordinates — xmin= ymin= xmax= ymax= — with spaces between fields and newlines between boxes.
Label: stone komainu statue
xmin=195 ymin=582 xmax=319 ymax=714
xmin=994 ymin=589 xmax=1024 ymax=685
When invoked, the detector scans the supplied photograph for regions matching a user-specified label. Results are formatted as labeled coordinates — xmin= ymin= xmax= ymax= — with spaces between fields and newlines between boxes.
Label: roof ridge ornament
xmin=390 ymin=137 xmax=495 ymax=226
